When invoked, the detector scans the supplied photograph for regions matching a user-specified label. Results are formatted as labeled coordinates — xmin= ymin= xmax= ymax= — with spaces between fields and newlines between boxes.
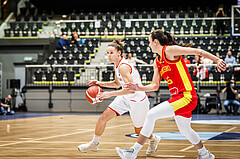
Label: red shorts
xmin=168 ymin=92 xmax=197 ymax=118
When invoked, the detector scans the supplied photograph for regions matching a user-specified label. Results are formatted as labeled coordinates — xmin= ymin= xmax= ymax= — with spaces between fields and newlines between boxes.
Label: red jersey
xmin=155 ymin=45 xmax=197 ymax=118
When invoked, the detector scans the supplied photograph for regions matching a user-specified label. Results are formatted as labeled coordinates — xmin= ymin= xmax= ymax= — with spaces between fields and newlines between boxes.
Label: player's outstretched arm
xmin=165 ymin=45 xmax=226 ymax=72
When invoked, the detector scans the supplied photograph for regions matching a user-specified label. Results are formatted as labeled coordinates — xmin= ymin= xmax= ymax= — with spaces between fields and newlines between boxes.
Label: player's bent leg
xmin=174 ymin=116 xmax=215 ymax=159
xmin=78 ymin=108 xmax=117 ymax=153
xmin=95 ymin=108 xmax=117 ymax=136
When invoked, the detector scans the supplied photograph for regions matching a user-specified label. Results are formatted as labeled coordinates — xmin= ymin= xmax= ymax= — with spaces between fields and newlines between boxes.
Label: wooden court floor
xmin=0 ymin=114 xmax=239 ymax=159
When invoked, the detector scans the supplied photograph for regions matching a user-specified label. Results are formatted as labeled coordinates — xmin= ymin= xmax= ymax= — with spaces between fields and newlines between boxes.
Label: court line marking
xmin=0 ymin=123 xmax=132 ymax=147
xmin=19 ymin=138 xmax=34 ymax=140
xmin=0 ymin=141 xmax=239 ymax=147
xmin=179 ymin=127 xmax=237 ymax=152
xmin=224 ymin=127 xmax=236 ymax=132
xmin=1 ymin=147 xmax=240 ymax=154
xmin=155 ymin=155 xmax=185 ymax=158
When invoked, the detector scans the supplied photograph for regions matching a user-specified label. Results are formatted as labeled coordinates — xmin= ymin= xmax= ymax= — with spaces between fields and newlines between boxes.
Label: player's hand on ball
xmin=87 ymin=80 xmax=100 ymax=86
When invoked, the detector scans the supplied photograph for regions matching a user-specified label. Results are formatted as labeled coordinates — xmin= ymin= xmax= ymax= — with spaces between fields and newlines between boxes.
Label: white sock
xmin=131 ymin=142 xmax=143 ymax=154
xmin=197 ymin=145 xmax=207 ymax=155
xmin=92 ymin=134 xmax=100 ymax=145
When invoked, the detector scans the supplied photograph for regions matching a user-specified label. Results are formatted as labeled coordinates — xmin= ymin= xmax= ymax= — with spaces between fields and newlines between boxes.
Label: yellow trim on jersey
xmin=171 ymin=91 xmax=192 ymax=111
xmin=170 ymin=60 xmax=193 ymax=111
xmin=176 ymin=60 xmax=192 ymax=91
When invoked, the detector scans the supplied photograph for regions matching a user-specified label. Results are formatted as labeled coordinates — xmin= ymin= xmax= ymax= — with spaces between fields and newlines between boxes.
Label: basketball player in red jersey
xmin=78 ymin=38 xmax=160 ymax=155
xmin=116 ymin=29 xmax=226 ymax=159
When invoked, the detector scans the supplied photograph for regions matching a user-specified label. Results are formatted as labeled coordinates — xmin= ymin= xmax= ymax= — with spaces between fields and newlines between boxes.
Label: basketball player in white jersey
xmin=78 ymin=38 xmax=161 ymax=155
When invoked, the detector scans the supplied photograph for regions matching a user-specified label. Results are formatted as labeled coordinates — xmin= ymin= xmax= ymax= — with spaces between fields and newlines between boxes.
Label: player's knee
xmin=178 ymin=127 xmax=191 ymax=137
xmin=179 ymin=129 xmax=188 ymax=137
xmin=98 ymin=114 xmax=108 ymax=123
xmin=146 ymin=109 xmax=157 ymax=122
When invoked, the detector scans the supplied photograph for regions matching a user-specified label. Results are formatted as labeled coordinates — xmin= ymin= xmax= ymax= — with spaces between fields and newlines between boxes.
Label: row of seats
xmin=33 ymin=70 xmax=77 ymax=84
xmin=60 ymin=19 xmax=231 ymax=36
xmin=16 ymin=3 xmax=231 ymax=22
xmin=4 ymin=22 xmax=45 ymax=37
xmin=123 ymin=36 xmax=240 ymax=64
xmin=15 ymin=13 xmax=48 ymax=22
xmin=68 ymin=9 xmax=231 ymax=21
xmin=45 ymin=38 xmax=100 ymax=65
xmin=4 ymin=24 xmax=230 ymax=38
xmin=15 ymin=1 xmax=49 ymax=22
xmin=31 ymin=38 xmax=100 ymax=85
xmin=102 ymin=67 xmax=240 ymax=83
xmin=46 ymin=56 xmax=89 ymax=65
xmin=32 ymin=65 xmax=240 ymax=85
xmin=101 ymin=19 xmax=230 ymax=28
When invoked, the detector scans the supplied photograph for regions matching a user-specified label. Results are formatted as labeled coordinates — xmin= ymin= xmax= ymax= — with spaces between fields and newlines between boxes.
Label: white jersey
xmin=114 ymin=57 xmax=146 ymax=101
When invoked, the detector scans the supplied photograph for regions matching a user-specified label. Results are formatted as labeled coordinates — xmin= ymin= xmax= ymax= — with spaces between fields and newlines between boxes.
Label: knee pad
xmin=146 ymin=109 xmax=157 ymax=122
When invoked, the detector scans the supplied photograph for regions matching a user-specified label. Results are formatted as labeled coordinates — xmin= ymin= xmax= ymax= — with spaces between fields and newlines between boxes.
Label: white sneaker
xmin=78 ymin=141 xmax=99 ymax=153
xmin=197 ymin=150 xmax=215 ymax=159
xmin=115 ymin=147 xmax=137 ymax=159
xmin=146 ymin=135 xmax=161 ymax=155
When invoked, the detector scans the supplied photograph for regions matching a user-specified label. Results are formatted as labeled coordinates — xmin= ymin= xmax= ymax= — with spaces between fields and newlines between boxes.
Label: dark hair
xmin=108 ymin=38 xmax=125 ymax=55
xmin=151 ymin=29 xmax=194 ymax=47
xmin=218 ymin=4 xmax=224 ymax=8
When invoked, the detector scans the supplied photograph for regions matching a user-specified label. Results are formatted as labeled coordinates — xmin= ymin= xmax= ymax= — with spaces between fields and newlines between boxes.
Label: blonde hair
xmin=108 ymin=38 xmax=125 ymax=55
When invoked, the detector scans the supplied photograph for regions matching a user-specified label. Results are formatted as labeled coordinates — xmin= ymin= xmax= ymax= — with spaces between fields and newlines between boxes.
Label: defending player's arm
xmin=126 ymin=60 xmax=161 ymax=92
xmin=165 ymin=45 xmax=226 ymax=72
xmin=97 ymin=64 xmax=135 ymax=99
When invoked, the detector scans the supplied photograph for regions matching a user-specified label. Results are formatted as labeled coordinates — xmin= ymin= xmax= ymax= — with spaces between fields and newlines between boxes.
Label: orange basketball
xmin=85 ymin=86 xmax=103 ymax=105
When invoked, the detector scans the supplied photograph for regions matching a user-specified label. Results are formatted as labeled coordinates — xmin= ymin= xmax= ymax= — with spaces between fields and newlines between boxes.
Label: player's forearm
xmin=108 ymin=88 xmax=135 ymax=97
xmin=98 ymin=81 xmax=120 ymax=88
xmin=197 ymin=49 xmax=220 ymax=64
xmin=139 ymin=83 xmax=159 ymax=92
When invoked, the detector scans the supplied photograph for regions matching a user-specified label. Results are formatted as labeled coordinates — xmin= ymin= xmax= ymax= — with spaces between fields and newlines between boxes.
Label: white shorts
xmin=108 ymin=95 xmax=149 ymax=128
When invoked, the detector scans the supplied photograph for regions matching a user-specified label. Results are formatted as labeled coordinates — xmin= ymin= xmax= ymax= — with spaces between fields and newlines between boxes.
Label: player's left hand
xmin=97 ymin=92 xmax=112 ymax=100
xmin=217 ymin=59 xmax=226 ymax=72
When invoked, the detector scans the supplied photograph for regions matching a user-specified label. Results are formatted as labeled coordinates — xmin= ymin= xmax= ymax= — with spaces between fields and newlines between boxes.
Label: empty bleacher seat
xmin=102 ymin=70 xmax=112 ymax=81
xmin=34 ymin=71 xmax=43 ymax=83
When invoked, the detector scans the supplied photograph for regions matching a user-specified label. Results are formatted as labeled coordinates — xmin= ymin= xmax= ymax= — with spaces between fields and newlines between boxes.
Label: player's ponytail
xmin=151 ymin=29 xmax=193 ymax=47
xmin=108 ymin=38 xmax=125 ymax=55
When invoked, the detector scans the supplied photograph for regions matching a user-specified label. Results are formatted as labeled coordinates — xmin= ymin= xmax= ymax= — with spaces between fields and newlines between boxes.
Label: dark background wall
xmin=30 ymin=0 xmax=237 ymax=14
xmin=0 ymin=38 xmax=55 ymax=98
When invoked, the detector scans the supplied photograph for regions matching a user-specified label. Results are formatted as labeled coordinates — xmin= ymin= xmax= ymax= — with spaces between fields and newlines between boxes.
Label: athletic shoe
xmin=146 ymin=135 xmax=161 ymax=155
xmin=115 ymin=147 xmax=137 ymax=159
xmin=197 ymin=150 xmax=215 ymax=159
xmin=78 ymin=141 xmax=99 ymax=153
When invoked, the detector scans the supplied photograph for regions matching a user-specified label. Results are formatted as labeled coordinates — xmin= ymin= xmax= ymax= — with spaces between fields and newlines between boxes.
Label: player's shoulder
xmin=119 ymin=63 xmax=132 ymax=70
xmin=118 ymin=63 xmax=132 ymax=74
